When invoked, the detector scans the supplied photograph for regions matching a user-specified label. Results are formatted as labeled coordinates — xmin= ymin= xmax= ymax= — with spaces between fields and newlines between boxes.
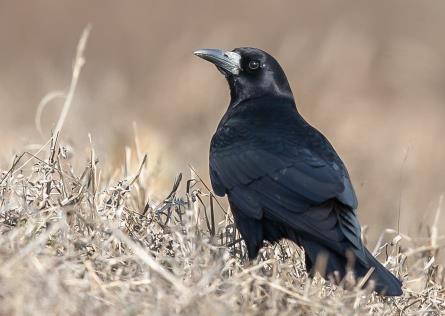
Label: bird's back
xmin=211 ymin=96 xmax=352 ymax=197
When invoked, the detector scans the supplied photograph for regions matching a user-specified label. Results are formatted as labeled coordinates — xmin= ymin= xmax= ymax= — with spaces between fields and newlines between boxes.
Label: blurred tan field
xmin=0 ymin=1 xmax=445 ymax=314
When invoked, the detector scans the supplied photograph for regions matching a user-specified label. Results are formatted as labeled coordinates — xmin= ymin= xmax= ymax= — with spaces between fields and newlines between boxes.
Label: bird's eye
xmin=248 ymin=60 xmax=260 ymax=70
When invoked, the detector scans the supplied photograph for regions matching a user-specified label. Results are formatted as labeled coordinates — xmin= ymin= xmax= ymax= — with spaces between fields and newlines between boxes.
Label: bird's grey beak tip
xmin=193 ymin=49 xmax=205 ymax=57
xmin=193 ymin=48 xmax=223 ymax=58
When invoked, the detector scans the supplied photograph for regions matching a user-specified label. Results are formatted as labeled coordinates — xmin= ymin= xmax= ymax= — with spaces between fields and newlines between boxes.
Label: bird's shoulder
xmin=212 ymin=97 xmax=298 ymax=149
xmin=211 ymin=96 xmax=341 ymax=167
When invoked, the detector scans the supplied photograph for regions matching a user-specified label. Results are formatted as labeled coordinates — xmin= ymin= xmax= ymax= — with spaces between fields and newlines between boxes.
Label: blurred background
xmin=0 ymin=1 xmax=444 ymax=243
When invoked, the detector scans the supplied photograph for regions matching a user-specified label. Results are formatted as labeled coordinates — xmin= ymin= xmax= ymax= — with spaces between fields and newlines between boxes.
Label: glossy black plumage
xmin=195 ymin=47 xmax=402 ymax=296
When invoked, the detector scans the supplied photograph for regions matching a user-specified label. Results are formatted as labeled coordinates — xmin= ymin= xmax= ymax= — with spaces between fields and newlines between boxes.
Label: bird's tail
xmin=300 ymin=238 xmax=402 ymax=296
xmin=360 ymin=247 xmax=403 ymax=296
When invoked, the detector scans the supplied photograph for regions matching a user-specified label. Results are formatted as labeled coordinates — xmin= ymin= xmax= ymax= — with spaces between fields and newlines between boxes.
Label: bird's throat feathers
xmin=227 ymin=72 xmax=294 ymax=108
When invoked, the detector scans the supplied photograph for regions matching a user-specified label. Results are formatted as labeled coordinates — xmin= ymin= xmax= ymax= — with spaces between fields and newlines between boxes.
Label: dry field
xmin=0 ymin=127 xmax=443 ymax=315
xmin=1 ymin=2 xmax=445 ymax=314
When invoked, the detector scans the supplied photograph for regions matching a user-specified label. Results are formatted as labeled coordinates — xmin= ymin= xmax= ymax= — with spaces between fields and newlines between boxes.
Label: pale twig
xmin=53 ymin=25 xmax=91 ymax=137
xmin=431 ymin=195 xmax=443 ymax=250
xmin=35 ymin=91 xmax=66 ymax=137
xmin=356 ymin=267 xmax=375 ymax=289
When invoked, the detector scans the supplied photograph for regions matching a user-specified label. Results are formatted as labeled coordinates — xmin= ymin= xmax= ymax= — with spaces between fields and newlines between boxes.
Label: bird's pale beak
xmin=194 ymin=49 xmax=241 ymax=75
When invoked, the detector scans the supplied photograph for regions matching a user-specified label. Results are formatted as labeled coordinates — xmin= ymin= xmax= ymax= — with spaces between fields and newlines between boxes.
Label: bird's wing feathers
xmin=210 ymin=146 xmax=363 ymax=256
xmin=210 ymin=147 xmax=349 ymax=206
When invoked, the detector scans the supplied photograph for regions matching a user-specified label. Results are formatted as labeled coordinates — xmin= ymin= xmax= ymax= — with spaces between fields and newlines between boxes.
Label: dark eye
xmin=248 ymin=60 xmax=260 ymax=70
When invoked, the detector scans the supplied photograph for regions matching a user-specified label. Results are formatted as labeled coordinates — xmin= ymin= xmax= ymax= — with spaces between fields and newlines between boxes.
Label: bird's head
xmin=194 ymin=47 xmax=293 ymax=105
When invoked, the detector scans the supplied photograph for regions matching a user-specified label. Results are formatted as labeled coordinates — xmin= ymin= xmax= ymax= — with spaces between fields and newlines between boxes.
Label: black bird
xmin=194 ymin=47 xmax=402 ymax=296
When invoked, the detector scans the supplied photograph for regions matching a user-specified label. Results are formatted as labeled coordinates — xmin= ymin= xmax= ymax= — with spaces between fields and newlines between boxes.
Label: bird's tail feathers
xmin=300 ymin=238 xmax=402 ymax=296
xmin=360 ymin=247 xmax=402 ymax=296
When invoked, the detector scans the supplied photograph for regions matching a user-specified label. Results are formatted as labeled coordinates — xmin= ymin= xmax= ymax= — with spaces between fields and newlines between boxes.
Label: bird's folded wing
xmin=210 ymin=148 xmax=346 ymax=205
xmin=210 ymin=148 xmax=363 ymax=255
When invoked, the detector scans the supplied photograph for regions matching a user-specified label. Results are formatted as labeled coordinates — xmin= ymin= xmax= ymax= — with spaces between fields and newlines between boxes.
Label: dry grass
xmin=0 ymin=134 xmax=443 ymax=315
